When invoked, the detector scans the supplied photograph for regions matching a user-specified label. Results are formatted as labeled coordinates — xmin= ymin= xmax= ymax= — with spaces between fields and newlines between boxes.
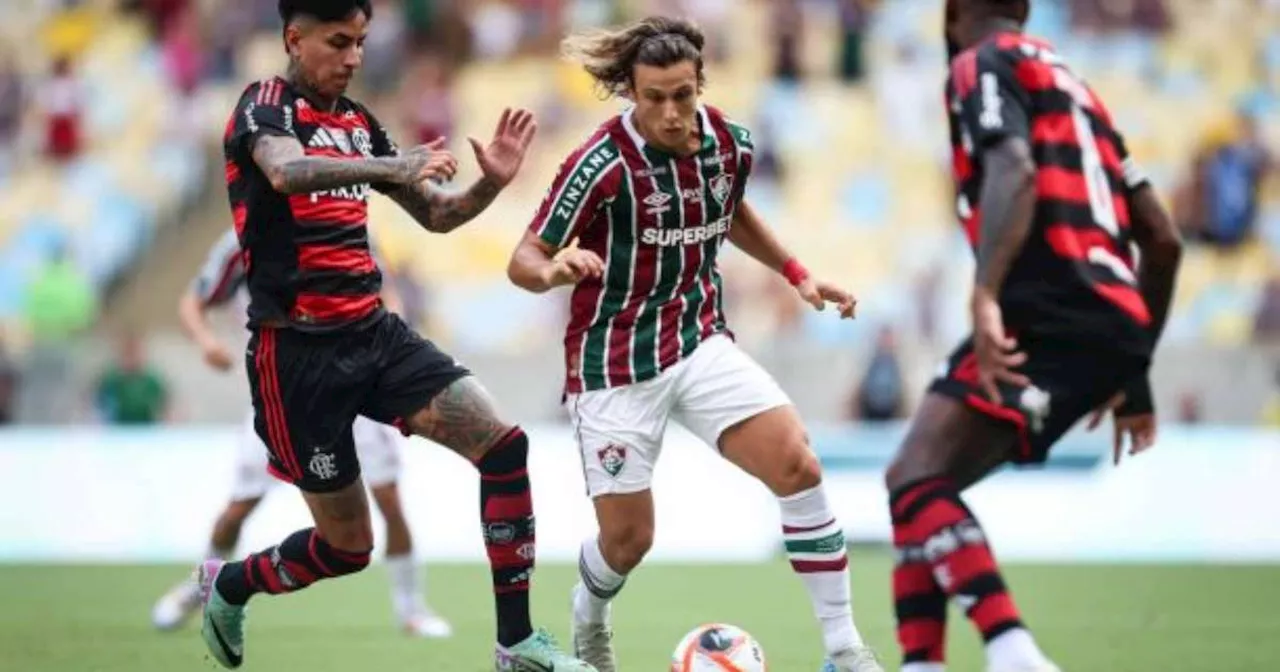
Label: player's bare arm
xmin=729 ymin=200 xmax=856 ymax=318
xmin=251 ymin=133 xmax=456 ymax=195
xmin=401 ymin=377 xmax=511 ymax=462
xmin=176 ymin=289 xmax=233 ymax=372
xmin=970 ymin=135 xmax=1037 ymax=402
xmin=387 ymin=108 xmax=537 ymax=234
xmin=507 ymin=231 xmax=604 ymax=293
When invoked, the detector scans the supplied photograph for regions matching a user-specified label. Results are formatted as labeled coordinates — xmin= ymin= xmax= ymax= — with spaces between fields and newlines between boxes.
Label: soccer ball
xmin=670 ymin=623 xmax=766 ymax=671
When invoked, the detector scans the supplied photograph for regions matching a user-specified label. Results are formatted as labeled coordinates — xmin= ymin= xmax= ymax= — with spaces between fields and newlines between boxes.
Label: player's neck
xmin=284 ymin=63 xmax=339 ymax=112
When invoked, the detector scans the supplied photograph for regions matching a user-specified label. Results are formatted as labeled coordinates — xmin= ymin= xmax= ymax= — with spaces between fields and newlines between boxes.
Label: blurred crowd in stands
xmin=0 ymin=0 xmax=1277 ymax=427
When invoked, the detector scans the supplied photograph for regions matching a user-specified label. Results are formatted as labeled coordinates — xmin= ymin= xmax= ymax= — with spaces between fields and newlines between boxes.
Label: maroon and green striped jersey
xmin=528 ymin=105 xmax=754 ymax=393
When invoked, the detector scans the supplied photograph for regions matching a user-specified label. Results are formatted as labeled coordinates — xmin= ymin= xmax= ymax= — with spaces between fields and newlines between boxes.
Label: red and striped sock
xmin=475 ymin=427 xmax=536 ymax=647
xmin=214 ymin=528 xmax=370 ymax=606
xmin=890 ymin=478 xmax=1023 ymax=646
xmin=779 ymin=484 xmax=864 ymax=655
xmin=890 ymin=478 xmax=950 ymax=668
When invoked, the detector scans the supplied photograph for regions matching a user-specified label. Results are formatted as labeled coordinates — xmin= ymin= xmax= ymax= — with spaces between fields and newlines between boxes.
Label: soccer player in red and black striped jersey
xmin=196 ymin=2 xmax=594 ymax=671
xmin=884 ymin=2 xmax=1183 ymax=671
xmin=507 ymin=17 xmax=882 ymax=672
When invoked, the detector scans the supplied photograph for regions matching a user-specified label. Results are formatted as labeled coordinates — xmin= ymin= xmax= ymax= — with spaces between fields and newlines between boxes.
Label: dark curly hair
xmin=562 ymin=16 xmax=706 ymax=99
xmin=278 ymin=0 xmax=372 ymax=24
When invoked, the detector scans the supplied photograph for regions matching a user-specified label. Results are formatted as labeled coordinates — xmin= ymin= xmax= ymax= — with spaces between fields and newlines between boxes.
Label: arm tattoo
xmin=975 ymin=137 xmax=1038 ymax=293
xmin=405 ymin=377 xmax=511 ymax=460
xmin=253 ymin=135 xmax=400 ymax=194
xmin=388 ymin=177 xmax=502 ymax=234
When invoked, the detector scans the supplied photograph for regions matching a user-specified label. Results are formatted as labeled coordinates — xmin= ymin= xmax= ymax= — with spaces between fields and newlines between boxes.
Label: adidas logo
xmin=308 ymin=127 xmax=352 ymax=154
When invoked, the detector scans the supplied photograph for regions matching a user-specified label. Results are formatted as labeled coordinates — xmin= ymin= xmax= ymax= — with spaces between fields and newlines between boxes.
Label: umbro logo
xmin=643 ymin=191 xmax=672 ymax=216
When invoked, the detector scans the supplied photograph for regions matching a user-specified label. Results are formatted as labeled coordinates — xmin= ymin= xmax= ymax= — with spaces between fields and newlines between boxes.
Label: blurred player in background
xmin=883 ymin=1 xmax=1183 ymax=671
xmin=507 ymin=16 xmax=882 ymax=672
xmin=150 ymin=227 xmax=451 ymax=639
xmin=197 ymin=1 xmax=595 ymax=670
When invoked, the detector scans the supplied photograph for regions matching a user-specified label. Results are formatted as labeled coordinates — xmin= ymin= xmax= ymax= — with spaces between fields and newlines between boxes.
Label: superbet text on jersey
xmin=947 ymin=33 xmax=1154 ymax=356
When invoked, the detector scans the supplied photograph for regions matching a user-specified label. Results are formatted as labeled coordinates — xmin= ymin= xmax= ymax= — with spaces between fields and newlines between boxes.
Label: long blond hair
xmin=562 ymin=16 xmax=706 ymax=99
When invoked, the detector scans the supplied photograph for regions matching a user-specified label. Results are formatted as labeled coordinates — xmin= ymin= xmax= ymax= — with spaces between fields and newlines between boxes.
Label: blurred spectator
xmin=160 ymin=3 xmax=206 ymax=98
xmin=38 ymin=56 xmax=84 ymax=163
xmin=837 ymin=0 xmax=871 ymax=84
xmin=1070 ymin=0 xmax=1170 ymax=34
xmin=0 ymin=337 xmax=17 ymax=426
xmin=19 ymin=243 xmax=97 ymax=424
xmin=469 ymin=1 xmax=523 ymax=60
xmin=361 ymin=0 xmax=408 ymax=103
xmin=402 ymin=52 xmax=456 ymax=147
xmin=849 ymin=325 xmax=906 ymax=422
xmin=206 ymin=0 xmax=257 ymax=82
xmin=1255 ymin=276 xmax=1280 ymax=341
xmin=0 ymin=47 xmax=24 ymax=175
xmin=1262 ymin=364 xmax=1280 ymax=427
xmin=93 ymin=332 xmax=171 ymax=426
xmin=772 ymin=0 xmax=804 ymax=83
xmin=1177 ymin=112 xmax=1275 ymax=247
xmin=1176 ymin=390 xmax=1203 ymax=424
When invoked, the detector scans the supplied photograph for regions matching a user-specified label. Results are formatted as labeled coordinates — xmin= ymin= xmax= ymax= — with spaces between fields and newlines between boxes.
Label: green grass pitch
xmin=4 ymin=553 xmax=1279 ymax=671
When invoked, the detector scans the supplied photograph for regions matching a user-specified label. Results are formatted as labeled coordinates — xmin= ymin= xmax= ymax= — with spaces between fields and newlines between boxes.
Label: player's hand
xmin=970 ymin=290 xmax=1029 ymax=404
xmin=543 ymin=247 xmax=604 ymax=287
xmin=1086 ymin=391 xmax=1158 ymax=465
xmin=795 ymin=278 xmax=857 ymax=319
xmin=395 ymin=138 xmax=458 ymax=185
xmin=201 ymin=341 xmax=234 ymax=372
xmin=471 ymin=108 xmax=538 ymax=189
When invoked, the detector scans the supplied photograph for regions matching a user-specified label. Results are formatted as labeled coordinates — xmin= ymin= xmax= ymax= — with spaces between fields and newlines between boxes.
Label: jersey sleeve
xmin=190 ymin=229 xmax=247 ymax=308
xmin=956 ymin=46 xmax=1032 ymax=152
xmin=725 ymin=119 xmax=755 ymax=185
xmin=527 ymin=135 xmax=620 ymax=249
xmin=227 ymin=80 xmax=298 ymax=159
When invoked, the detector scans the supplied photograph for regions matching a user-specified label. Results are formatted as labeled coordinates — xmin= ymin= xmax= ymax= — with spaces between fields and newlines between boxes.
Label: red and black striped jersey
xmin=223 ymin=77 xmax=397 ymax=333
xmin=947 ymin=33 xmax=1153 ymax=355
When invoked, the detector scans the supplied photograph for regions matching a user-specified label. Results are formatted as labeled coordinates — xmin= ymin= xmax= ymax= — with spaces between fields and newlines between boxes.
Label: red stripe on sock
xmin=909 ymin=498 xmax=970 ymax=542
xmin=307 ymin=533 xmax=336 ymax=576
xmin=484 ymin=494 xmax=532 ymax=521
xmin=327 ymin=546 xmax=371 ymax=566
xmin=942 ymin=545 xmax=1000 ymax=589
xmin=480 ymin=468 xmax=528 ymax=483
xmin=281 ymin=558 xmax=317 ymax=586
xmin=969 ymin=593 xmax=1021 ymax=632
xmin=890 ymin=478 xmax=952 ymax=520
xmin=894 ymin=561 xmax=937 ymax=596
xmin=790 ymin=557 xmax=848 ymax=573
xmin=898 ymin=618 xmax=946 ymax=654
xmin=257 ymin=555 xmax=285 ymax=593
xmin=782 ymin=518 xmax=836 ymax=534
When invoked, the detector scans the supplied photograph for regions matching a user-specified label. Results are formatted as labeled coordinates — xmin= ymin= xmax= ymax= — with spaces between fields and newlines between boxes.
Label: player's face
xmin=630 ymin=60 xmax=701 ymax=155
xmin=286 ymin=11 xmax=369 ymax=99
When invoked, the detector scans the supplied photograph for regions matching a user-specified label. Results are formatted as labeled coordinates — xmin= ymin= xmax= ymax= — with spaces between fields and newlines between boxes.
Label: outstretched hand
xmin=470 ymin=108 xmax=538 ymax=189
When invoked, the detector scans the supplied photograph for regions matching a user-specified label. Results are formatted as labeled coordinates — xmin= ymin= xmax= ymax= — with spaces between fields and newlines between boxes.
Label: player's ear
xmin=283 ymin=22 xmax=302 ymax=58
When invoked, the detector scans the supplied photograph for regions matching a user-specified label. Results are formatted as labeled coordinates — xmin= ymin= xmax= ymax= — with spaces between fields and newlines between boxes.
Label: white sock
xmin=779 ymin=484 xmax=864 ymax=654
xmin=902 ymin=664 xmax=946 ymax=672
xmin=985 ymin=628 xmax=1049 ymax=669
xmin=385 ymin=553 xmax=423 ymax=619
xmin=573 ymin=537 xmax=625 ymax=625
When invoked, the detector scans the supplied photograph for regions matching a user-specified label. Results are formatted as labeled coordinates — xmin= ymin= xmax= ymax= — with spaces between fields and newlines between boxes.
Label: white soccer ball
xmin=670 ymin=623 xmax=767 ymax=672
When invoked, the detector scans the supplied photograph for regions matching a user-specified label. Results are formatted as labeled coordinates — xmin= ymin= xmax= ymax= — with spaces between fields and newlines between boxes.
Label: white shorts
xmin=566 ymin=334 xmax=791 ymax=497
xmin=228 ymin=410 xmax=406 ymax=501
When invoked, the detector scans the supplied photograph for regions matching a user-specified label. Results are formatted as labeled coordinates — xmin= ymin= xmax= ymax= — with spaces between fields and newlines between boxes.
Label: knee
xmin=600 ymin=520 xmax=654 ymax=574
xmin=770 ymin=439 xmax=823 ymax=497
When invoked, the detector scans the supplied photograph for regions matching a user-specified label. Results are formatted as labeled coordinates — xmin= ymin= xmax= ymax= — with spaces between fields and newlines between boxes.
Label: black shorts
xmin=246 ymin=313 xmax=469 ymax=493
xmin=929 ymin=335 xmax=1149 ymax=464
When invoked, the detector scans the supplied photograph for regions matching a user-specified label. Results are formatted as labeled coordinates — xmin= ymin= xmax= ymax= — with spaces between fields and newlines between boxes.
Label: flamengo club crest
xmin=309 ymin=451 xmax=339 ymax=480
xmin=709 ymin=174 xmax=733 ymax=207
xmin=598 ymin=445 xmax=627 ymax=478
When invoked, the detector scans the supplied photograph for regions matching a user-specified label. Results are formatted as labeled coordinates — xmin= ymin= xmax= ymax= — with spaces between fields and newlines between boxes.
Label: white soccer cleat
xmin=151 ymin=579 xmax=202 ymax=631
xmin=824 ymin=646 xmax=886 ymax=672
xmin=401 ymin=606 xmax=453 ymax=638
xmin=570 ymin=583 xmax=616 ymax=672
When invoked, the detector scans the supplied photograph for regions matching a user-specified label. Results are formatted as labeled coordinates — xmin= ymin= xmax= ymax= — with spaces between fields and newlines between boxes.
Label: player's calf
xmin=473 ymin=427 xmax=537 ymax=648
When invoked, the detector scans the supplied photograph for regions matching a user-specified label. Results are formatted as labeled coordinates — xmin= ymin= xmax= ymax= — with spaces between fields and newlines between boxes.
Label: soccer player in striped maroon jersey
xmin=883 ymin=2 xmax=1183 ymax=671
xmin=196 ymin=2 xmax=595 ymax=671
xmin=507 ymin=17 xmax=883 ymax=672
